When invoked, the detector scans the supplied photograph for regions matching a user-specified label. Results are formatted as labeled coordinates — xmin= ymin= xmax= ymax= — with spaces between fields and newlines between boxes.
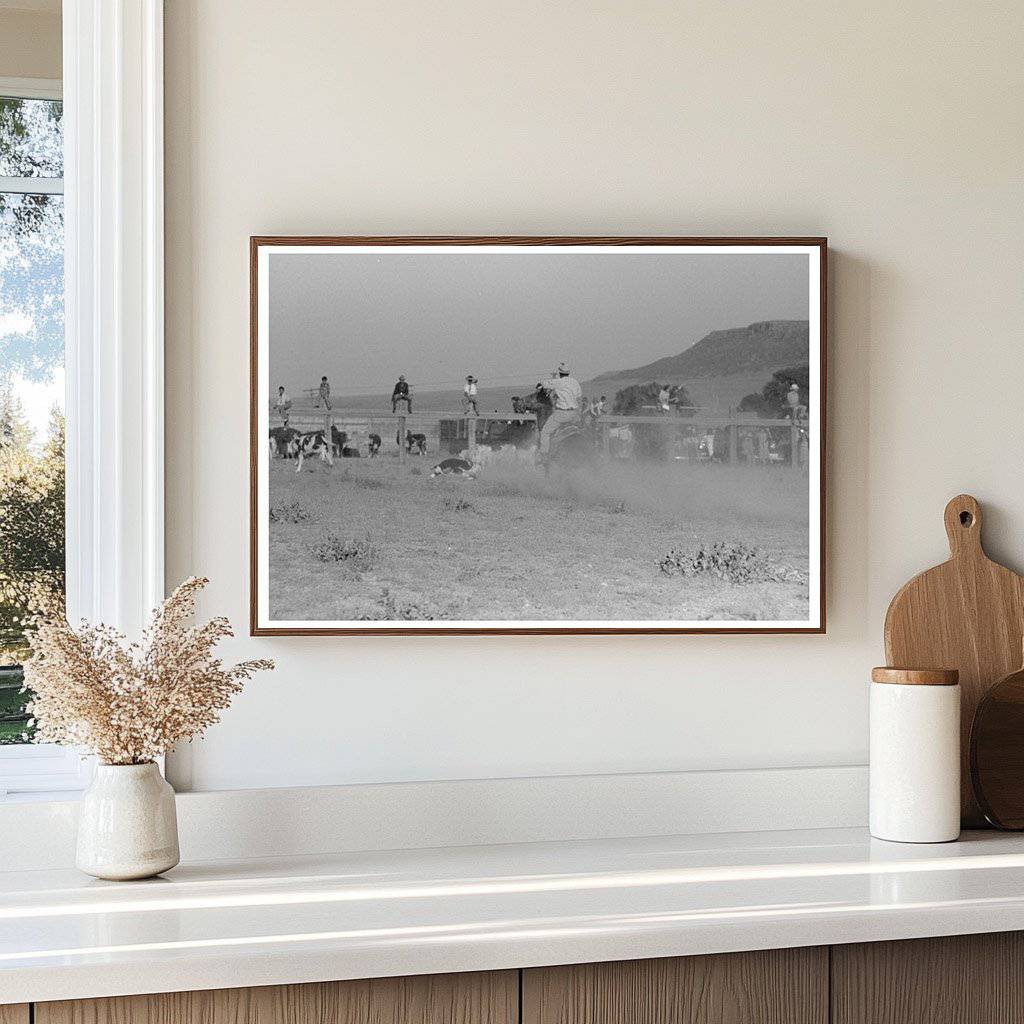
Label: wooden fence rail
xmin=271 ymin=406 xmax=807 ymax=467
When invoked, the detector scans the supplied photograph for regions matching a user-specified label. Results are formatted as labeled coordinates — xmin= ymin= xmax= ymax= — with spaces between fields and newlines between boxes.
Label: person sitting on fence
xmin=274 ymin=385 xmax=292 ymax=426
xmin=537 ymin=363 xmax=582 ymax=461
xmin=463 ymin=376 xmax=479 ymax=416
xmin=392 ymin=375 xmax=412 ymax=413
xmin=785 ymin=383 xmax=801 ymax=419
xmin=658 ymin=384 xmax=672 ymax=413
xmin=594 ymin=395 xmax=607 ymax=416
xmin=316 ymin=376 xmax=332 ymax=410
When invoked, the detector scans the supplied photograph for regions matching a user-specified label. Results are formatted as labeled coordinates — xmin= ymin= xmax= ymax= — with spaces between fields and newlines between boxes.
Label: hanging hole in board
xmin=960 ymin=511 xmax=974 ymax=527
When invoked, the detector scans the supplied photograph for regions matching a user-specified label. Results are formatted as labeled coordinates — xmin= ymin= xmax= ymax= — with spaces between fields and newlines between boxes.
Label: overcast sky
xmin=267 ymin=250 xmax=809 ymax=395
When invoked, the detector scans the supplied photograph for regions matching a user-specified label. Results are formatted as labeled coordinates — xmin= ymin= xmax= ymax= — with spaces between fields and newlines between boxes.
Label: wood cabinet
xmin=17 ymin=932 xmax=1024 ymax=1024
xmin=34 ymin=972 xmax=517 ymax=1024
xmin=522 ymin=948 xmax=827 ymax=1024
xmin=833 ymin=932 xmax=1024 ymax=1024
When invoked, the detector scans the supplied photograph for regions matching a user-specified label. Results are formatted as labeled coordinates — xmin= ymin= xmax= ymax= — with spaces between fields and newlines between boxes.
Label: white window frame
xmin=0 ymin=1 xmax=164 ymax=800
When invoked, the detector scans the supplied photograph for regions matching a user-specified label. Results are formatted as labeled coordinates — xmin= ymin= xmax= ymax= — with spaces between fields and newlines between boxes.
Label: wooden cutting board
xmin=884 ymin=494 xmax=1024 ymax=827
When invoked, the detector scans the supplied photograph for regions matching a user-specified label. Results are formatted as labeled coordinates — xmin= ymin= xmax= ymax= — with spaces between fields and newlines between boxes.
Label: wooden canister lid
xmin=871 ymin=667 xmax=960 ymax=686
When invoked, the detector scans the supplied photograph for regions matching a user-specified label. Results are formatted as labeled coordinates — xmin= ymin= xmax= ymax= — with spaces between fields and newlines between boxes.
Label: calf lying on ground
xmin=430 ymin=457 xmax=477 ymax=478
xmin=367 ymin=433 xmax=382 ymax=456
xmin=294 ymin=430 xmax=334 ymax=472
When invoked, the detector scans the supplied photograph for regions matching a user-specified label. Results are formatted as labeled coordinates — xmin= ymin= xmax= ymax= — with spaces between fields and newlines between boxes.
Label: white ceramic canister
xmin=76 ymin=762 xmax=180 ymax=880
xmin=870 ymin=667 xmax=960 ymax=843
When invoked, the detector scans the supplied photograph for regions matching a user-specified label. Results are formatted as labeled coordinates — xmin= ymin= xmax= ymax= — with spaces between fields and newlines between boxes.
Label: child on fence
xmin=463 ymin=376 xmax=479 ymax=416
xmin=274 ymin=386 xmax=292 ymax=425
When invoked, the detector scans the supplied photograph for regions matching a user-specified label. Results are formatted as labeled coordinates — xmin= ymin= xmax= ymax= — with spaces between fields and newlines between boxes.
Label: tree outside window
xmin=0 ymin=93 xmax=65 ymax=745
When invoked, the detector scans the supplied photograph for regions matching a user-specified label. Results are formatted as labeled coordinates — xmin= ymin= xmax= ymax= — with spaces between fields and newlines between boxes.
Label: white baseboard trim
xmin=0 ymin=765 xmax=867 ymax=872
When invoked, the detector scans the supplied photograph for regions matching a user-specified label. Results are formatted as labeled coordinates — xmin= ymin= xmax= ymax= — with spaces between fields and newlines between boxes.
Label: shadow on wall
xmin=826 ymin=248 xmax=873 ymax=642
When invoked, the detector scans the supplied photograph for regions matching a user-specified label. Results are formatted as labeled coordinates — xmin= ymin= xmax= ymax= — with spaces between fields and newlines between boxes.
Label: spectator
xmin=756 ymin=428 xmax=770 ymax=464
xmin=316 ymin=376 xmax=332 ymax=410
xmin=785 ymin=383 xmax=801 ymax=419
xmin=274 ymin=386 xmax=292 ymax=426
xmin=392 ymin=375 xmax=412 ymax=413
xmin=463 ymin=375 xmax=479 ymax=416
xmin=741 ymin=431 xmax=754 ymax=464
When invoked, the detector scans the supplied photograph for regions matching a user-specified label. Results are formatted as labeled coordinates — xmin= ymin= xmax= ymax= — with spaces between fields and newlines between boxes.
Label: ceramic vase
xmin=76 ymin=762 xmax=180 ymax=880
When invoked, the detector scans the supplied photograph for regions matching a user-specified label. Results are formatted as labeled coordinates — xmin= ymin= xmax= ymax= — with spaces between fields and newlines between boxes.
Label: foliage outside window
xmin=0 ymin=94 xmax=65 ymax=745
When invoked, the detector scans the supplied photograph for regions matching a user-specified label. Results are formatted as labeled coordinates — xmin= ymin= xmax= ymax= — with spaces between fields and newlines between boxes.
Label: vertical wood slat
xmin=523 ymin=948 xmax=827 ymax=1024
xmin=833 ymin=932 xmax=1024 ymax=1024
xmin=0 ymin=1006 xmax=29 ymax=1024
xmin=35 ymin=971 xmax=517 ymax=1024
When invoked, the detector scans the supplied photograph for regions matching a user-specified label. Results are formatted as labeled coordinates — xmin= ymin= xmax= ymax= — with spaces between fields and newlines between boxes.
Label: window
xmin=0 ymin=6 xmax=166 ymax=799
xmin=0 ymin=78 xmax=84 ymax=799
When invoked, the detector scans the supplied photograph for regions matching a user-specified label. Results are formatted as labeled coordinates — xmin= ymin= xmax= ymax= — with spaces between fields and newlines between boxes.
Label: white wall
xmin=164 ymin=0 xmax=1024 ymax=792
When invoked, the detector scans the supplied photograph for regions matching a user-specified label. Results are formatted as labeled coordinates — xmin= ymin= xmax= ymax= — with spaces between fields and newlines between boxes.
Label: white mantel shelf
xmin=4 ymin=826 xmax=1024 ymax=1004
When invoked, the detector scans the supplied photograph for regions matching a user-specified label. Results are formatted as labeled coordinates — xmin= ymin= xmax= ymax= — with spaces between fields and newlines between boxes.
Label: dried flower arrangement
xmin=22 ymin=577 xmax=273 ymax=765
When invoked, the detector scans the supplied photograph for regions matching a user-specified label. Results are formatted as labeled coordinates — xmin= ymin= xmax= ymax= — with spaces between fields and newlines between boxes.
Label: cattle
xmin=341 ymin=446 xmax=361 ymax=458
xmin=430 ymin=457 xmax=477 ymax=478
xmin=269 ymin=426 xmax=299 ymax=458
xmin=367 ymin=433 xmax=382 ymax=457
xmin=330 ymin=425 xmax=348 ymax=458
xmin=294 ymin=430 xmax=334 ymax=472
xmin=404 ymin=429 xmax=427 ymax=455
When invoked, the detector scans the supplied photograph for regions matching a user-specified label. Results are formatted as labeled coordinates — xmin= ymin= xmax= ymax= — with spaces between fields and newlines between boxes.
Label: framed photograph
xmin=250 ymin=236 xmax=826 ymax=635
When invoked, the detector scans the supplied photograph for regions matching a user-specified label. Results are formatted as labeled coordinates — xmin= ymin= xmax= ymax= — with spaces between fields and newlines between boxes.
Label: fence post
xmin=398 ymin=414 xmax=407 ymax=463
xmin=467 ymin=415 xmax=477 ymax=454
xmin=324 ymin=410 xmax=332 ymax=453
xmin=600 ymin=420 xmax=610 ymax=457
xmin=790 ymin=420 xmax=799 ymax=467
xmin=728 ymin=421 xmax=738 ymax=464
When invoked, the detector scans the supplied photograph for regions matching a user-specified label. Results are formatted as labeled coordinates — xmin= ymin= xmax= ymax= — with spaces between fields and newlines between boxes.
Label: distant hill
xmin=592 ymin=320 xmax=809 ymax=382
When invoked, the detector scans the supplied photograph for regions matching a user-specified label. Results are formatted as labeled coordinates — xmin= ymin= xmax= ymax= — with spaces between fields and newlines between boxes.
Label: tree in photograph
xmin=612 ymin=381 xmax=694 ymax=416
xmin=739 ymin=364 xmax=810 ymax=418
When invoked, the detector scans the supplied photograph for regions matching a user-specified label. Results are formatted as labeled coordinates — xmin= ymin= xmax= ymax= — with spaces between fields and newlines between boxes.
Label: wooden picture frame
xmin=251 ymin=236 xmax=827 ymax=635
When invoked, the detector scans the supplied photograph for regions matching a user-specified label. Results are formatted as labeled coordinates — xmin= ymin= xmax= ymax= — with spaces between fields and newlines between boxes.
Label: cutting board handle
xmin=944 ymin=493 xmax=983 ymax=559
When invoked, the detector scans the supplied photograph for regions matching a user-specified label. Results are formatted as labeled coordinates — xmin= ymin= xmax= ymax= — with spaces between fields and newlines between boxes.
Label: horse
xmin=514 ymin=387 xmax=595 ymax=470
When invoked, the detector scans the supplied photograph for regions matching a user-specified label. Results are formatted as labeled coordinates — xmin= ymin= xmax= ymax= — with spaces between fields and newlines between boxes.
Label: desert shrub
xmin=659 ymin=541 xmax=805 ymax=584
xmin=354 ymin=588 xmax=464 ymax=621
xmin=310 ymin=533 xmax=379 ymax=569
xmin=269 ymin=500 xmax=310 ymax=524
xmin=409 ymin=466 xmax=423 ymax=476
xmin=442 ymin=495 xmax=476 ymax=513
xmin=610 ymin=500 xmax=629 ymax=514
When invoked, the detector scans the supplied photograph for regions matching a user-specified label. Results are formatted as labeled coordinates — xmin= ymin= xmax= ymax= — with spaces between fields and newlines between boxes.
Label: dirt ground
xmin=266 ymin=453 xmax=811 ymax=623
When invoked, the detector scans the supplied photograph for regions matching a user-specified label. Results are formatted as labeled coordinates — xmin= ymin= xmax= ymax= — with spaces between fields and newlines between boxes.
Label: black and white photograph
xmin=251 ymin=238 xmax=825 ymax=634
